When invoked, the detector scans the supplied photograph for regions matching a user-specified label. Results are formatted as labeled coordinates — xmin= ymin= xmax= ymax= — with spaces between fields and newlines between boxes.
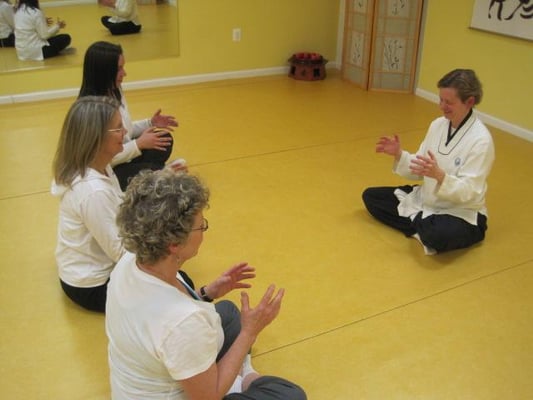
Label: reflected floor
xmin=0 ymin=2 xmax=178 ymax=74
xmin=0 ymin=74 xmax=532 ymax=398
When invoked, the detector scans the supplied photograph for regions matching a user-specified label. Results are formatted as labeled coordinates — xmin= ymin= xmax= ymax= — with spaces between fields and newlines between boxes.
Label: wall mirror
xmin=0 ymin=0 xmax=179 ymax=74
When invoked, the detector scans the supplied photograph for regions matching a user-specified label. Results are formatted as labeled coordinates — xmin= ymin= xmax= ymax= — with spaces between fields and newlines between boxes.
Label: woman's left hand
xmin=204 ymin=262 xmax=256 ymax=300
xmin=410 ymin=150 xmax=445 ymax=184
xmin=151 ymin=109 xmax=178 ymax=129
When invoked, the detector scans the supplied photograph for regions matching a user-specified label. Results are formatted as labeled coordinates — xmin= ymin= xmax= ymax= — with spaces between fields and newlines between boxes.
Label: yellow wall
xmin=3 ymin=0 xmax=531 ymax=133
xmin=418 ymin=0 xmax=533 ymax=130
xmin=0 ymin=0 xmax=340 ymax=95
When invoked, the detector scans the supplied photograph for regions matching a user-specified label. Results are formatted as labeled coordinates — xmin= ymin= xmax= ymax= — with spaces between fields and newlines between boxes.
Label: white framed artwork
xmin=470 ymin=0 xmax=533 ymax=41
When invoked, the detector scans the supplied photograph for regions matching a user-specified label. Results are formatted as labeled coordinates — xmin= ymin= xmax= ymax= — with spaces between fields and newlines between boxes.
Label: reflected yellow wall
xmin=0 ymin=0 xmax=340 ymax=95
xmin=418 ymin=0 xmax=532 ymax=130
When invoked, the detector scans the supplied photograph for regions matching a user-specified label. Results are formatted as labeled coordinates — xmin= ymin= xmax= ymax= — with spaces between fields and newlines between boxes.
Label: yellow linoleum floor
xmin=1 ymin=74 xmax=532 ymax=399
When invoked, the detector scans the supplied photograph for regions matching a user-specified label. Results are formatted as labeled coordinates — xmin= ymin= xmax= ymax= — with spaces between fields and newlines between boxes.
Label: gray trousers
xmin=215 ymin=301 xmax=307 ymax=400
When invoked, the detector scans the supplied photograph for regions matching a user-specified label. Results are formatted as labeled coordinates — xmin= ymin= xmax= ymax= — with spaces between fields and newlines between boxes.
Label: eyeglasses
xmin=191 ymin=218 xmax=209 ymax=232
xmin=108 ymin=126 xmax=126 ymax=133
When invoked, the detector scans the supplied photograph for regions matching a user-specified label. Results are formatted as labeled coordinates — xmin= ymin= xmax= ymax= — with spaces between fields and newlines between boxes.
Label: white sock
xmin=412 ymin=233 xmax=437 ymax=256
xmin=240 ymin=354 xmax=258 ymax=378
xmin=226 ymin=375 xmax=242 ymax=394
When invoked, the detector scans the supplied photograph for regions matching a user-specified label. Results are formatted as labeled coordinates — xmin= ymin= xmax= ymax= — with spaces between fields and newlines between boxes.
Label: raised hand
xmin=376 ymin=134 xmax=402 ymax=158
xmin=203 ymin=262 xmax=256 ymax=300
xmin=240 ymin=284 xmax=284 ymax=341
xmin=409 ymin=150 xmax=445 ymax=183
xmin=150 ymin=109 xmax=178 ymax=130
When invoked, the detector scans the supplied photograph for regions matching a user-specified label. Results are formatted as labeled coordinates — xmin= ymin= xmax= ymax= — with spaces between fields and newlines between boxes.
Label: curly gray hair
xmin=117 ymin=169 xmax=210 ymax=265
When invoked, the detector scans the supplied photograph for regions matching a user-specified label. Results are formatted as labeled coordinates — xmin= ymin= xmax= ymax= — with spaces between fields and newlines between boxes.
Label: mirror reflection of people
xmin=108 ymin=169 xmax=307 ymax=400
xmin=79 ymin=41 xmax=185 ymax=191
xmin=362 ymin=69 xmax=495 ymax=255
xmin=98 ymin=0 xmax=141 ymax=35
xmin=14 ymin=0 xmax=71 ymax=60
xmin=0 ymin=0 xmax=15 ymax=47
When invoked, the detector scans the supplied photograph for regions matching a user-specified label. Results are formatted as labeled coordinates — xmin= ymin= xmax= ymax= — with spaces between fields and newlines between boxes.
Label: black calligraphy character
xmin=505 ymin=0 xmax=533 ymax=20
xmin=488 ymin=0 xmax=507 ymax=19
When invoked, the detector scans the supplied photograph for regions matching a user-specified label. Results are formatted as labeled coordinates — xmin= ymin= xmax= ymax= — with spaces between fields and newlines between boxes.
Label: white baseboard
xmin=41 ymin=0 xmax=178 ymax=7
xmin=416 ymin=88 xmax=533 ymax=142
xmin=0 ymin=63 xmax=341 ymax=105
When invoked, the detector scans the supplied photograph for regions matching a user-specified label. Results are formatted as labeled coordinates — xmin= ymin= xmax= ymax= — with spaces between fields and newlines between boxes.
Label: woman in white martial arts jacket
xmin=362 ymin=69 xmax=495 ymax=255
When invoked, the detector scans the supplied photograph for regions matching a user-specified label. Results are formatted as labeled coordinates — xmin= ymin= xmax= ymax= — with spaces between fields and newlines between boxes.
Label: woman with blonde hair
xmin=53 ymin=97 xmax=239 ymax=312
xmin=52 ymin=96 xmax=125 ymax=312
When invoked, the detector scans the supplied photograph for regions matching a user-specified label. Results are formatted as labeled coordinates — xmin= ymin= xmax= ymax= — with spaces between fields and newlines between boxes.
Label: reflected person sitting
xmin=99 ymin=0 xmax=141 ymax=35
xmin=0 ymin=0 xmax=15 ymax=47
xmin=14 ymin=0 xmax=71 ymax=60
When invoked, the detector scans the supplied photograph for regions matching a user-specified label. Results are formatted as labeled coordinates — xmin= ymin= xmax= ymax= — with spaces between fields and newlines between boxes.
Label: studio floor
xmin=0 ymin=73 xmax=532 ymax=399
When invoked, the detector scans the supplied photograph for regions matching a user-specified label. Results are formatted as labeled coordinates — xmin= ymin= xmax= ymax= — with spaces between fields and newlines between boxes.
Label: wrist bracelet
xmin=200 ymin=286 xmax=213 ymax=302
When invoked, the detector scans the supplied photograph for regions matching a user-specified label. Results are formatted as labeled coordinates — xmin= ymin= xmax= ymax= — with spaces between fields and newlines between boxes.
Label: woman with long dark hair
xmin=14 ymin=0 xmax=71 ymax=60
xmin=79 ymin=41 xmax=185 ymax=191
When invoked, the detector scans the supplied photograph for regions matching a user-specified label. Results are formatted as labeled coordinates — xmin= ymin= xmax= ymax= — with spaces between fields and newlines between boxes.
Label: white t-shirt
xmin=51 ymin=166 xmax=124 ymax=287
xmin=106 ymin=252 xmax=224 ymax=400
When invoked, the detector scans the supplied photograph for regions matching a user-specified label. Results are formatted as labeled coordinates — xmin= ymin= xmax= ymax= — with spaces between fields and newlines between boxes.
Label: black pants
xmin=362 ymin=185 xmax=488 ymax=253
xmin=60 ymin=269 xmax=194 ymax=313
xmin=101 ymin=16 xmax=141 ymax=35
xmin=42 ymin=34 xmax=71 ymax=58
xmin=0 ymin=33 xmax=15 ymax=47
xmin=113 ymin=133 xmax=173 ymax=191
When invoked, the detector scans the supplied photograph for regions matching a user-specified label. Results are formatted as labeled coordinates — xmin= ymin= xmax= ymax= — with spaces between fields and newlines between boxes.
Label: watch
xmin=200 ymin=286 xmax=213 ymax=302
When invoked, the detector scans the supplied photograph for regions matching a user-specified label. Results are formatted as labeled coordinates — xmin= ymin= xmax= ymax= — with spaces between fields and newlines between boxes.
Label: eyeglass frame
xmin=107 ymin=126 xmax=126 ymax=133
xmin=190 ymin=218 xmax=209 ymax=232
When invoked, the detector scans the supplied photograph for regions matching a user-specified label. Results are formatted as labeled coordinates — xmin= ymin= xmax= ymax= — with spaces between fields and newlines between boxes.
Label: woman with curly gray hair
xmin=107 ymin=169 xmax=306 ymax=400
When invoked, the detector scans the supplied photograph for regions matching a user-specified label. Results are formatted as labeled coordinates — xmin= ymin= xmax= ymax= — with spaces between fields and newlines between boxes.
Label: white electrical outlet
xmin=232 ymin=28 xmax=241 ymax=42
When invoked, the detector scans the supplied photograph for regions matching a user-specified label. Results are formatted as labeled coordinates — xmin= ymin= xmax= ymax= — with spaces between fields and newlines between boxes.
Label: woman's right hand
xmin=136 ymin=127 xmax=173 ymax=151
xmin=376 ymin=134 xmax=402 ymax=159
xmin=240 ymin=284 xmax=284 ymax=342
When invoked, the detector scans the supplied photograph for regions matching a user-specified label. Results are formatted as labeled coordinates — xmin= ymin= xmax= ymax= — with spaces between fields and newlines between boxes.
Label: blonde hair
xmin=53 ymin=96 xmax=120 ymax=186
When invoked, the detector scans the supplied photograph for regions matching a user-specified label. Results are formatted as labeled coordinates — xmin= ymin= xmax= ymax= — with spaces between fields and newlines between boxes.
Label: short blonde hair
xmin=117 ymin=170 xmax=210 ymax=265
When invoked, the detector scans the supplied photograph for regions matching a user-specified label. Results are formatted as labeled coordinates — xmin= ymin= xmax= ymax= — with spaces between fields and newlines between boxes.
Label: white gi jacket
xmin=14 ymin=5 xmax=59 ymax=60
xmin=394 ymin=112 xmax=495 ymax=226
